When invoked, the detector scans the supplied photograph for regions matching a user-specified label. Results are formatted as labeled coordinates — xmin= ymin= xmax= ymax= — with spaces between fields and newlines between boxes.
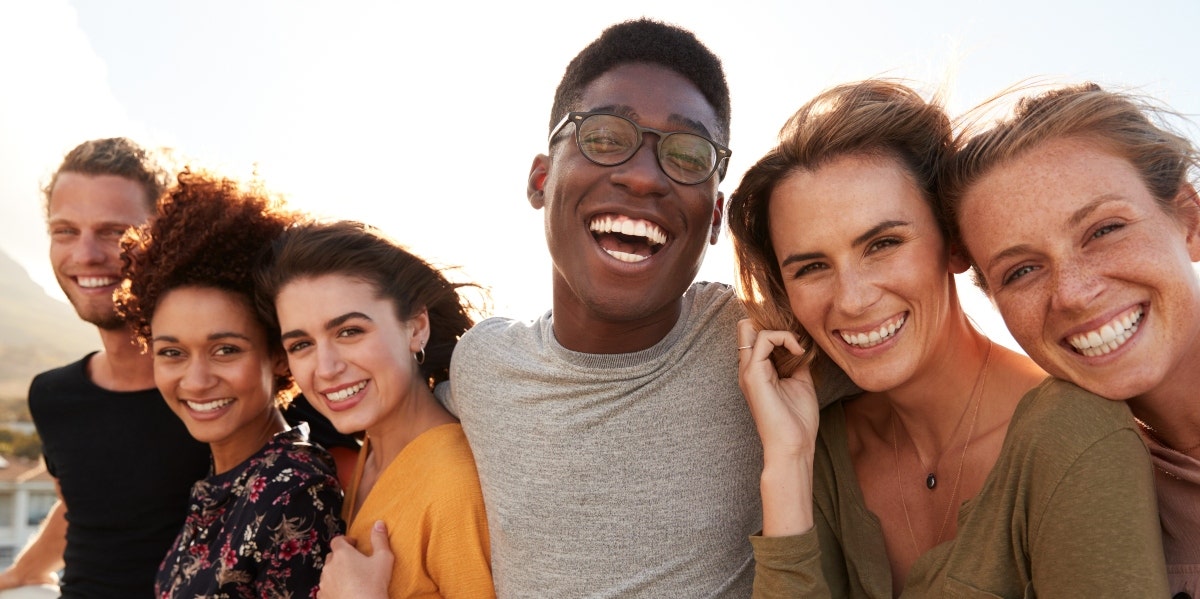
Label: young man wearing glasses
xmin=444 ymin=19 xmax=762 ymax=597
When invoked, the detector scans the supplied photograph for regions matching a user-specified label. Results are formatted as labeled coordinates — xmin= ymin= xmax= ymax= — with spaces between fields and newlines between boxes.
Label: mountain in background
xmin=0 ymin=250 xmax=96 ymax=397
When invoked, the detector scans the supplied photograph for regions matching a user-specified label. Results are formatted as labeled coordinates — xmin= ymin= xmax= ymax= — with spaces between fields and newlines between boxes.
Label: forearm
xmin=0 ymin=499 xmax=66 ymax=588
xmin=759 ymin=454 xmax=815 ymax=537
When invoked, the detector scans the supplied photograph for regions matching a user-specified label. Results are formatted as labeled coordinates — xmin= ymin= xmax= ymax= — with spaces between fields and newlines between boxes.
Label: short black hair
xmin=550 ymin=19 xmax=731 ymax=144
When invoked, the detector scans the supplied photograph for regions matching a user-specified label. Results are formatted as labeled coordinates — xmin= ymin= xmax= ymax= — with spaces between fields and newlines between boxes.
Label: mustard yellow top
xmin=345 ymin=423 xmax=494 ymax=598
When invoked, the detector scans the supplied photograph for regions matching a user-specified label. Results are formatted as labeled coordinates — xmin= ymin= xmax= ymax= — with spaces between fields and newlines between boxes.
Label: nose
xmin=609 ymin=135 xmax=672 ymax=196
xmin=833 ymin=268 xmax=881 ymax=318
xmin=72 ymin=231 xmax=109 ymax=265
xmin=179 ymin=358 xmax=216 ymax=395
xmin=1049 ymin=261 xmax=1105 ymax=313
xmin=314 ymin=343 xmax=345 ymax=381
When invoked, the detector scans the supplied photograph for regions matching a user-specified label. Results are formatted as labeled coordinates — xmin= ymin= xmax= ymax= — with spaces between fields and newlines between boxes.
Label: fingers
xmin=329 ymin=535 xmax=355 ymax=552
xmin=737 ymin=318 xmax=806 ymax=364
xmin=369 ymin=521 xmax=393 ymax=558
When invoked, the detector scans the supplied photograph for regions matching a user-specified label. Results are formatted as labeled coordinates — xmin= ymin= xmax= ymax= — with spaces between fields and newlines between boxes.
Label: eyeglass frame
xmin=548 ymin=111 xmax=732 ymax=185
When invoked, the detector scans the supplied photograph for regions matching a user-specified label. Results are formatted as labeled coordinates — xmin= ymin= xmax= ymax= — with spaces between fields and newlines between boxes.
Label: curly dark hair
xmin=115 ymin=169 xmax=299 ymax=403
xmin=43 ymin=137 xmax=168 ymax=215
xmin=549 ymin=18 xmax=731 ymax=145
xmin=253 ymin=221 xmax=479 ymax=390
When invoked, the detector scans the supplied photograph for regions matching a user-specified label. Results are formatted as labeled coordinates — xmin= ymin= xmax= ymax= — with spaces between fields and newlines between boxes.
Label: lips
xmin=838 ymin=313 xmax=907 ymax=349
xmin=588 ymin=213 xmax=668 ymax=263
xmin=1066 ymin=305 xmax=1143 ymax=357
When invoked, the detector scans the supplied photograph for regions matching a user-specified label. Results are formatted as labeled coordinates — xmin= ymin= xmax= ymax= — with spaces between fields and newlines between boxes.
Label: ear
xmin=947 ymin=241 xmax=972 ymax=274
xmin=528 ymin=155 xmax=550 ymax=210
xmin=1176 ymin=184 xmax=1200 ymax=262
xmin=710 ymin=191 xmax=725 ymax=245
xmin=407 ymin=308 xmax=431 ymax=354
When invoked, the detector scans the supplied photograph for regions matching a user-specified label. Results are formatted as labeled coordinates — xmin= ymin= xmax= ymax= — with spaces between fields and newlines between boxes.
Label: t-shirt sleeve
xmin=750 ymin=529 xmax=832 ymax=598
xmin=1029 ymin=427 xmax=1169 ymax=595
xmin=423 ymin=462 xmax=494 ymax=598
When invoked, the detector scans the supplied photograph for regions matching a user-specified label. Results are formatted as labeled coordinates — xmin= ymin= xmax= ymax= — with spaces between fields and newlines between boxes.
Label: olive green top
xmin=751 ymin=377 xmax=1168 ymax=598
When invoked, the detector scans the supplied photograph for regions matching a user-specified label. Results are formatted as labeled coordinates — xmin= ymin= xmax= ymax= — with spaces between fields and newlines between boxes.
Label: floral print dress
xmin=156 ymin=424 xmax=344 ymax=599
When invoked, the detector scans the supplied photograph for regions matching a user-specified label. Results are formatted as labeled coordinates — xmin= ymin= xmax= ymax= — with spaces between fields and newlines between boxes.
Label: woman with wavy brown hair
xmin=116 ymin=171 xmax=342 ymax=598
xmin=254 ymin=221 xmax=492 ymax=599
xmin=726 ymin=80 xmax=1167 ymax=597
xmin=941 ymin=82 xmax=1200 ymax=597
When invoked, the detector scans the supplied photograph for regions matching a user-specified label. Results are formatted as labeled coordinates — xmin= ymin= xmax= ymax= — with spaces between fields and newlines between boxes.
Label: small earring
xmin=414 ymin=348 xmax=426 ymax=365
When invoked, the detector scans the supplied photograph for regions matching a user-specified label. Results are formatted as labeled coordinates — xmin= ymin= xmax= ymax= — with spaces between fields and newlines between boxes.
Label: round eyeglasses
xmin=549 ymin=111 xmax=731 ymax=185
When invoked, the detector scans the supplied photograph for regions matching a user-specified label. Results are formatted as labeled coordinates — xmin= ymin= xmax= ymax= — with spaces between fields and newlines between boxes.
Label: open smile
xmin=838 ymin=313 xmax=907 ymax=349
xmin=323 ymin=380 xmax=367 ymax=403
xmin=1065 ymin=305 xmax=1143 ymax=357
xmin=181 ymin=397 xmax=236 ymax=420
xmin=589 ymin=213 xmax=668 ymax=263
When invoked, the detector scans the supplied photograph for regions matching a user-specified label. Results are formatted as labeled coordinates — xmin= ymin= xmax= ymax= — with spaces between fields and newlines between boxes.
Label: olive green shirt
xmin=751 ymin=378 xmax=1168 ymax=597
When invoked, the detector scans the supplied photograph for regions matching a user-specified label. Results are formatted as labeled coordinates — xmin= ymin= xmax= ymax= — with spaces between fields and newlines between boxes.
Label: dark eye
xmin=213 ymin=345 xmax=241 ymax=357
xmin=337 ymin=327 xmax=363 ymax=339
xmin=155 ymin=347 xmax=183 ymax=358
xmin=50 ymin=227 xmax=78 ymax=238
xmin=285 ymin=339 xmax=312 ymax=354
xmin=868 ymin=237 xmax=901 ymax=253
xmin=1002 ymin=264 xmax=1038 ymax=286
xmin=1091 ymin=223 xmax=1124 ymax=239
xmin=793 ymin=262 xmax=827 ymax=278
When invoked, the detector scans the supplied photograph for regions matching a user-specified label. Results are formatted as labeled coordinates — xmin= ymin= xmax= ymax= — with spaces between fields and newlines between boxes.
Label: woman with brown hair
xmin=941 ymin=82 xmax=1200 ymax=597
xmin=116 ymin=171 xmax=343 ymax=598
xmin=254 ymin=221 xmax=492 ymax=599
xmin=727 ymin=80 xmax=1167 ymax=597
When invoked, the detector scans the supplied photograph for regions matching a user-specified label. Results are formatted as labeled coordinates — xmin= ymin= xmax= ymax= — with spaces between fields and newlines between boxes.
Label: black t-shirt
xmin=29 ymin=353 xmax=210 ymax=598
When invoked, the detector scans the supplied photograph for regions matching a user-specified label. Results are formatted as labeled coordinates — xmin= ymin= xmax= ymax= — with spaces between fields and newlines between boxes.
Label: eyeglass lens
xmin=576 ymin=114 xmax=717 ymax=184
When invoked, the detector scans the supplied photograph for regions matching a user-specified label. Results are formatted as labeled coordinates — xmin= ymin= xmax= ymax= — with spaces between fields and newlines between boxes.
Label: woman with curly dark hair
xmin=254 ymin=221 xmax=493 ymax=599
xmin=116 ymin=171 xmax=343 ymax=598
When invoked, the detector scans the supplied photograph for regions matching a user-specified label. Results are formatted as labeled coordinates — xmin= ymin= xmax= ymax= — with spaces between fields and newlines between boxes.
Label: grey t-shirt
xmin=445 ymin=282 xmax=763 ymax=598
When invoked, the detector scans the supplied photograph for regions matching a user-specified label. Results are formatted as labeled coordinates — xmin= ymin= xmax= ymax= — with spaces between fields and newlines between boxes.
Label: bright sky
xmin=2 ymin=0 xmax=1198 ymax=351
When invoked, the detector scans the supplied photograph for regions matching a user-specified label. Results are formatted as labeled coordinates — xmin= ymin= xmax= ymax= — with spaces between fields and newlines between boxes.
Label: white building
xmin=0 ymin=457 xmax=56 ymax=568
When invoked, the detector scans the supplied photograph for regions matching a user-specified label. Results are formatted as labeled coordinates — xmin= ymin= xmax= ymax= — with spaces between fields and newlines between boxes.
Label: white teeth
xmin=1068 ymin=306 xmax=1143 ymax=357
xmin=604 ymin=249 xmax=648 ymax=263
xmin=589 ymin=215 xmax=667 ymax=246
xmin=186 ymin=398 xmax=234 ymax=412
xmin=325 ymin=381 xmax=366 ymax=402
xmin=77 ymin=276 xmax=117 ymax=288
xmin=840 ymin=315 xmax=906 ymax=348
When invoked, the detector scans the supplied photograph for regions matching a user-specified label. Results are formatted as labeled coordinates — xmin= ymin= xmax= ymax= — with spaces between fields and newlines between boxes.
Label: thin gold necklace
xmin=1137 ymin=419 xmax=1200 ymax=455
xmin=892 ymin=342 xmax=992 ymax=554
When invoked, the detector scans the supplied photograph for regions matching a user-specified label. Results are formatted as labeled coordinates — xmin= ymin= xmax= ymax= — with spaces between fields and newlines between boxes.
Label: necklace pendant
xmin=926 ymin=473 xmax=937 ymax=490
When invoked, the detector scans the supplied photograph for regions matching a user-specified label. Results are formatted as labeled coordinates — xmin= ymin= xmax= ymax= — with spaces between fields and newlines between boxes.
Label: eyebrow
xmin=779 ymin=220 xmax=910 ymax=268
xmin=983 ymin=195 xmax=1126 ymax=272
xmin=47 ymin=218 xmax=137 ymax=229
xmin=279 ymin=311 xmax=373 ymax=342
xmin=590 ymin=104 xmax=715 ymax=138
xmin=1067 ymin=194 xmax=1124 ymax=229
xmin=151 ymin=331 xmax=253 ymax=344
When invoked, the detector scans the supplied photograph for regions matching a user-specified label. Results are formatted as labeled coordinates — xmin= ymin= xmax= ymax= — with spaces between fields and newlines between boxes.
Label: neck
xmin=210 ymin=407 xmax=288 ymax=474
xmin=887 ymin=320 xmax=992 ymax=456
xmin=550 ymin=282 xmax=682 ymax=354
xmin=366 ymin=382 xmax=454 ymax=472
xmin=89 ymin=325 xmax=155 ymax=391
xmin=1129 ymin=346 xmax=1200 ymax=453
